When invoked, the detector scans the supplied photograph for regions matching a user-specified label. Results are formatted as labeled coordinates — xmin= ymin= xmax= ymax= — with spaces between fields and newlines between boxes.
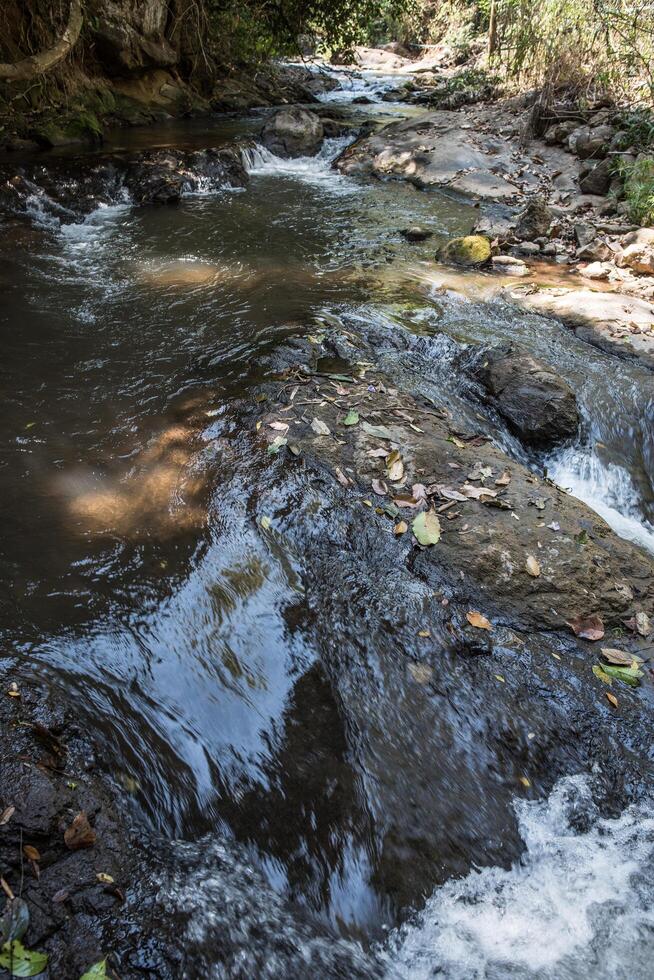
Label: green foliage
xmin=618 ymin=157 xmax=654 ymax=226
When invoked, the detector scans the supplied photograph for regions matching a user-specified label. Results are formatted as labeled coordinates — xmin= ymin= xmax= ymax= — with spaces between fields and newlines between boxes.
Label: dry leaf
xmin=495 ymin=471 xmax=511 ymax=486
xmin=601 ymin=647 xmax=641 ymax=666
xmin=0 ymin=806 xmax=15 ymax=826
xmin=394 ymin=521 xmax=408 ymax=536
xmin=519 ymin=776 xmax=531 ymax=788
xmin=526 ymin=555 xmax=541 ymax=578
xmin=606 ymin=692 xmax=619 ymax=708
xmin=372 ymin=479 xmax=388 ymax=496
xmin=311 ymin=418 xmax=330 ymax=436
xmin=566 ymin=614 xmax=604 ymax=641
xmin=467 ymin=611 xmax=492 ymax=631
xmin=334 ymin=467 xmax=350 ymax=487
xmin=460 ymin=484 xmax=498 ymax=500
xmin=96 ymin=872 xmax=114 ymax=884
xmin=367 ymin=448 xmax=388 ymax=458
xmin=23 ymin=846 xmax=40 ymax=862
xmin=635 ymin=611 xmax=652 ymax=637
xmin=64 ymin=812 xmax=96 ymax=851
xmin=268 ymin=421 xmax=289 ymax=432
xmin=7 ymin=683 xmax=20 ymax=699
xmin=418 ymin=629 xmax=431 ymax=638
xmin=387 ymin=458 xmax=404 ymax=482
xmin=412 ymin=511 xmax=441 ymax=546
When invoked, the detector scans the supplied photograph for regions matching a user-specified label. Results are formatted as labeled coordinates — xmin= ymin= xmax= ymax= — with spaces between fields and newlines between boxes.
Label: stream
xmin=1 ymin=64 xmax=654 ymax=977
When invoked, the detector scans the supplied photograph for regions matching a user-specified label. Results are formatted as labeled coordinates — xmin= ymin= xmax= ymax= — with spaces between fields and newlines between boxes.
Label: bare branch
xmin=0 ymin=0 xmax=83 ymax=82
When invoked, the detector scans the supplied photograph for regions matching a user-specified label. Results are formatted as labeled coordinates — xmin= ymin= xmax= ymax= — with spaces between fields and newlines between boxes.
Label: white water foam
xmin=385 ymin=775 xmax=654 ymax=980
xmin=241 ymin=135 xmax=355 ymax=193
xmin=547 ymin=447 xmax=654 ymax=554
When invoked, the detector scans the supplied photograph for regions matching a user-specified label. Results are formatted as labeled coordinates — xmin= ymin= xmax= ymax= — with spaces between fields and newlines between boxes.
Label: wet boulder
xmin=439 ymin=235 xmax=491 ymax=267
xmin=124 ymin=148 xmax=247 ymax=204
xmin=470 ymin=345 xmax=580 ymax=449
xmin=260 ymin=107 xmax=324 ymax=158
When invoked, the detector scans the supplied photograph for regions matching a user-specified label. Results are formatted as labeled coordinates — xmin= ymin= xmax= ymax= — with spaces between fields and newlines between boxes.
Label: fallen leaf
xmin=495 ymin=674 xmax=505 ymax=683
xmin=96 ymin=873 xmax=114 ymax=884
xmin=394 ymin=521 xmax=408 ymax=536
xmin=260 ymin=516 xmax=272 ymax=530
xmin=412 ymin=511 xmax=441 ymax=546
xmin=80 ymin=961 xmax=108 ymax=980
xmin=466 ymin=611 xmax=492 ymax=631
xmin=268 ymin=421 xmax=289 ymax=432
xmin=592 ymin=665 xmax=612 ymax=685
xmin=606 ymin=692 xmax=619 ymax=708
xmin=367 ymin=447 xmax=387 ymax=458
xmin=311 ymin=418 xmax=330 ymax=436
xmin=519 ymin=776 xmax=531 ymax=788
xmin=635 ymin=611 xmax=652 ymax=637
xmin=412 ymin=484 xmax=427 ymax=501
xmin=362 ymin=499 xmax=372 ymax=508
xmin=460 ymin=483 xmax=498 ymax=500
xmin=601 ymin=647 xmax=642 ymax=666
xmin=418 ymin=629 xmax=431 ymax=638
xmin=361 ymin=421 xmax=393 ymax=440
xmin=495 ymin=471 xmax=511 ymax=486
xmin=64 ymin=812 xmax=96 ymax=851
xmin=602 ymin=664 xmax=642 ymax=687
xmin=547 ymin=521 xmax=561 ymax=532
xmin=448 ymin=435 xmax=465 ymax=448
xmin=525 ymin=556 xmax=541 ymax=578
xmin=268 ymin=436 xmax=287 ymax=454
xmin=0 ymin=940 xmax=48 ymax=977
xmin=334 ymin=467 xmax=350 ymax=487
xmin=408 ymin=663 xmax=433 ymax=684
xmin=372 ymin=479 xmax=387 ymax=495
xmin=434 ymin=486 xmax=468 ymax=502
xmin=566 ymin=614 xmax=604 ymax=641
xmin=0 ymin=807 xmax=15 ymax=827
xmin=387 ymin=456 xmax=404 ymax=482
xmin=22 ymin=847 xmax=40 ymax=863
xmin=7 ymin=683 xmax=19 ymax=699
xmin=343 ymin=410 xmax=359 ymax=426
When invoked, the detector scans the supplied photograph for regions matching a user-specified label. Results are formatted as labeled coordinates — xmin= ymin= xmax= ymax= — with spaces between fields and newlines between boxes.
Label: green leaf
xmin=326 ymin=373 xmax=353 ymax=383
xmin=268 ymin=436 xmax=287 ymax=455
xmin=343 ymin=410 xmax=359 ymax=426
xmin=601 ymin=664 xmax=643 ymax=687
xmin=0 ymin=940 xmax=48 ymax=977
xmin=412 ymin=511 xmax=441 ymax=546
xmin=361 ymin=421 xmax=393 ymax=440
xmin=592 ymin=665 xmax=612 ymax=685
xmin=80 ymin=962 xmax=108 ymax=980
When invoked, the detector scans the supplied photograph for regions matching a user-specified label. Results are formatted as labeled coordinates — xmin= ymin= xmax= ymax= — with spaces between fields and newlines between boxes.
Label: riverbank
xmin=1 ymin=54 xmax=654 ymax=978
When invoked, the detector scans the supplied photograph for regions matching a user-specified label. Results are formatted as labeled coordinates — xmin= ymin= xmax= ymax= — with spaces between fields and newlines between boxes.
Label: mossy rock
xmin=440 ymin=235 xmax=492 ymax=267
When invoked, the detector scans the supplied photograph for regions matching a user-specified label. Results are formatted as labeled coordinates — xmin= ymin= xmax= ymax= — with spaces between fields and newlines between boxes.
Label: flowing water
xmin=1 ymin=66 xmax=654 ymax=977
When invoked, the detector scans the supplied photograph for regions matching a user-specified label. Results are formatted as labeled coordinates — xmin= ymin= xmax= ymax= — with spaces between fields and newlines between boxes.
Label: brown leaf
xmin=412 ymin=483 xmax=428 ymax=501
xmin=268 ymin=421 xmax=289 ymax=432
xmin=460 ymin=483 xmax=498 ymax=500
xmin=333 ymin=467 xmax=350 ymax=487
xmin=606 ymin=692 xmax=619 ymax=708
xmin=23 ymin=845 xmax=40 ymax=862
xmin=566 ymin=614 xmax=604 ymax=641
xmin=393 ymin=521 xmax=408 ymax=536
xmin=526 ymin=555 xmax=541 ymax=578
xmin=64 ymin=812 xmax=96 ymax=851
xmin=601 ymin=647 xmax=642 ymax=666
xmin=466 ymin=611 xmax=492 ymax=631
xmin=0 ymin=806 xmax=15 ymax=826
xmin=372 ymin=478 xmax=388 ymax=496
xmin=495 ymin=471 xmax=511 ymax=486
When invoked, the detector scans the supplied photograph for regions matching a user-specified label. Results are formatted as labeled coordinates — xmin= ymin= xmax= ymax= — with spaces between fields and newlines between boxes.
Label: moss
xmin=440 ymin=235 xmax=492 ymax=267
xmin=65 ymin=108 xmax=103 ymax=140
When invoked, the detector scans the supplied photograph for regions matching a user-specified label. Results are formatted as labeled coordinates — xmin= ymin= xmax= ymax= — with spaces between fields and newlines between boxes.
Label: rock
xmin=578 ymin=158 xmax=612 ymax=195
xmin=401 ymin=226 xmax=433 ymax=243
xmin=582 ymin=261 xmax=612 ymax=280
xmin=260 ymin=107 xmax=324 ymax=159
xmin=577 ymin=240 xmax=612 ymax=262
xmin=352 ymin=95 xmax=373 ymax=105
xmin=471 ymin=346 xmax=580 ymax=448
xmin=491 ymin=255 xmax=529 ymax=276
xmin=321 ymin=118 xmax=354 ymax=138
xmin=512 ymin=241 xmax=540 ymax=256
xmin=574 ymin=222 xmax=597 ymax=247
xmin=439 ymin=235 xmax=491 ymax=267
xmin=568 ymin=125 xmax=614 ymax=159
xmin=617 ymin=228 xmax=654 ymax=275
xmin=514 ymin=197 xmax=553 ymax=240
xmin=541 ymin=243 xmax=558 ymax=256
xmin=543 ymin=120 xmax=578 ymax=145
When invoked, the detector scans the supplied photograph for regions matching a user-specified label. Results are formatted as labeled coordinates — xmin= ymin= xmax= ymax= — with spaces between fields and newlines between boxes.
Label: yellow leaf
xmin=519 ymin=776 xmax=531 ymax=788
xmin=606 ymin=692 xmax=619 ymax=708
xmin=96 ymin=872 xmax=114 ymax=884
xmin=418 ymin=629 xmax=431 ymax=638
xmin=466 ymin=611 xmax=492 ymax=631
xmin=394 ymin=521 xmax=408 ymax=536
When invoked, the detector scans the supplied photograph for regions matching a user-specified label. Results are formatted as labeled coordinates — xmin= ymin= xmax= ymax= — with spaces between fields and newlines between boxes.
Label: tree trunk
xmin=488 ymin=0 xmax=498 ymax=58
xmin=0 ymin=0 xmax=83 ymax=81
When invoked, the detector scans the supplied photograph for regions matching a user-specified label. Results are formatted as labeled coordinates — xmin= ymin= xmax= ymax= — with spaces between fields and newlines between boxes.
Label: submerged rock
xmin=470 ymin=345 xmax=580 ymax=448
xmin=261 ymin=107 xmax=324 ymax=158
xmin=440 ymin=235 xmax=491 ymax=267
